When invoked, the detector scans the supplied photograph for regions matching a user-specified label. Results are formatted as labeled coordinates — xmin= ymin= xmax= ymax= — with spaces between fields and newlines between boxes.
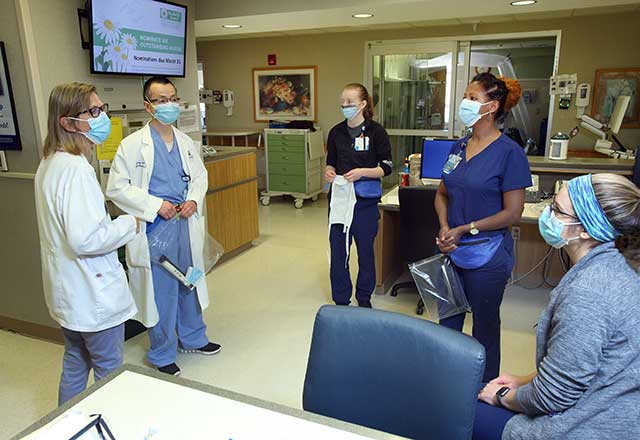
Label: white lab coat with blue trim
xmin=106 ymin=123 xmax=209 ymax=327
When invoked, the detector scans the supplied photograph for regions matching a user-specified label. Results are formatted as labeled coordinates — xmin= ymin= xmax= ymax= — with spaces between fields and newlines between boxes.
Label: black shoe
xmin=179 ymin=342 xmax=222 ymax=356
xmin=358 ymin=300 xmax=372 ymax=308
xmin=158 ymin=363 xmax=181 ymax=376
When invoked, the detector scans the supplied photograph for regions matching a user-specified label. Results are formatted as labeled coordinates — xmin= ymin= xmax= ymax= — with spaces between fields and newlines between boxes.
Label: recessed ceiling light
xmin=510 ymin=0 xmax=537 ymax=5
xmin=222 ymin=24 xmax=242 ymax=29
xmin=352 ymin=13 xmax=374 ymax=18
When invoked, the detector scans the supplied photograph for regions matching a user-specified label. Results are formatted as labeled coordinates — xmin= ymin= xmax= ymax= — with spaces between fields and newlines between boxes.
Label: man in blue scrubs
xmin=108 ymin=77 xmax=221 ymax=376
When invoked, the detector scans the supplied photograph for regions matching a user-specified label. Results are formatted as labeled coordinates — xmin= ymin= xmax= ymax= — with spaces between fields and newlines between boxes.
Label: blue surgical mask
xmin=153 ymin=102 xmax=181 ymax=125
xmin=68 ymin=111 xmax=112 ymax=144
xmin=458 ymin=98 xmax=492 ymax=127
xmin=341 ymin=105 xmax=359 ymax=120
xmin=538 ymin=206 xmax=581 ymax=249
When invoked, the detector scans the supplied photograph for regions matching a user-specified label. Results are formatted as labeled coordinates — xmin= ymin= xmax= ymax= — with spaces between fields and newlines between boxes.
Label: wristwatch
xmin=469 ymin=222 xmax=479 ymax=236
xmin=496 ymin=386 xmax=511 ymax=408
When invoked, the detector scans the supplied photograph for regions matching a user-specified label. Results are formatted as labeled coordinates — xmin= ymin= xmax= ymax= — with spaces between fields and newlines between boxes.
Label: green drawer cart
xmin=261 ymin=128 xmax=324 ymax=209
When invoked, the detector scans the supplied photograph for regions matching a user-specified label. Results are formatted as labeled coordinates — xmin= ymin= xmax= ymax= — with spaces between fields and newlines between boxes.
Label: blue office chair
xmin=303 ymin=305 xmax=486 ymax=440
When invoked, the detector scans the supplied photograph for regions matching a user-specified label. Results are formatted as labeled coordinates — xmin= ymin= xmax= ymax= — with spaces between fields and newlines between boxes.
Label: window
xmin=365 ymin=32 xmax=560 ymax=186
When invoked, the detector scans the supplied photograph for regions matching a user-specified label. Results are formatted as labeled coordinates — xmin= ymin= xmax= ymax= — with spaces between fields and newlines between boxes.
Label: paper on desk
xmin=385 ymin=195 xmax=399 ymax=205
xmin=24 ymin=411 xmax=102 ymax=440
xmin=177 ymin=105 xmax=200 ymax=134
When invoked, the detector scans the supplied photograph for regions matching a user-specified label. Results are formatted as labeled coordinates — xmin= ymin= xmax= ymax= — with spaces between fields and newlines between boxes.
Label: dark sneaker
xmin=179 ymin=342 xmax=222 ymax=356
xmin=358 ymin=300 xmax=372 ymax=308
xmin=158 ymin=363 xmax=181 ymax=376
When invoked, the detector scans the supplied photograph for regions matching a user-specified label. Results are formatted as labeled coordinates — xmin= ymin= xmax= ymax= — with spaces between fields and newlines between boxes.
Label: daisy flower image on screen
xmin=121 ymin=33 xmax=137 ymax=51
xmin=94 ymin=15 xmax=121 ymax=45
xmin=108 ymin=43 xmax=126 ymax=71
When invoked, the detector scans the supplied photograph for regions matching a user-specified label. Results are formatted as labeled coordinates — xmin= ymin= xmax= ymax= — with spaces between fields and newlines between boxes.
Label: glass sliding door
xmin=366 ymin=41 xmax=459 ymax=186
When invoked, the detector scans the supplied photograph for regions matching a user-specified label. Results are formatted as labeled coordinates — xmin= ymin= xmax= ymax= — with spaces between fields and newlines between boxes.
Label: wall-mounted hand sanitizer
xmin=575 ymin=83 xmax=591 ymax=117
xmin=223 ymin=89 xmax=234 ymax=116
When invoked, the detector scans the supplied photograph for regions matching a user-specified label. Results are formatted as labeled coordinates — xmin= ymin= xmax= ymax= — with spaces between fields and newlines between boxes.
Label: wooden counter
xmin=204 ymin=147 xmax=259 ymax=256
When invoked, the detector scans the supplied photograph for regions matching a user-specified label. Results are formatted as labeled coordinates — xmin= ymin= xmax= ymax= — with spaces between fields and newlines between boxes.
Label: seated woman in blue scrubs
xmin=435 ymin=73 xmax=531 ymax=382
xmin=474 ymin=173 xmax=640 ymax=440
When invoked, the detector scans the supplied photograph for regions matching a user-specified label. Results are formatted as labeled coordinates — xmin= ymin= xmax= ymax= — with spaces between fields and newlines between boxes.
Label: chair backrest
xmin=399 ymin=186 xmax=440 ymax=263
xmin=303 ymin=305 xmax=486 ymax=440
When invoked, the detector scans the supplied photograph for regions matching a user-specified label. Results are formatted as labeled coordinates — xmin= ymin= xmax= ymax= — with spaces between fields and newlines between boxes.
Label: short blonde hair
xmin=592 ymin=173 xmax=640 ymax=270
xmin=43 ymin=82 xmax=96 ymax=158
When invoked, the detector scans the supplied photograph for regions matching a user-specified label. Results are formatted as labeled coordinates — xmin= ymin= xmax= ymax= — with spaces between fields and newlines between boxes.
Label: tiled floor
xmin=0 ymin=196 xmax=549 ymax=439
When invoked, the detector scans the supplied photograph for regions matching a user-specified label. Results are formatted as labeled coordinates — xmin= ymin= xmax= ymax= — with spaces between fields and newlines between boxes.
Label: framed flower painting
xmin=252 ymin=66 xmax=317 ymax=121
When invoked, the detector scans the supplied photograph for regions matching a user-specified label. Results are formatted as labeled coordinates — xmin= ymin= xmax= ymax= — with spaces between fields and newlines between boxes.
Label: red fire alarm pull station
xmin=268 ymin=54 xmax=276 ymax=65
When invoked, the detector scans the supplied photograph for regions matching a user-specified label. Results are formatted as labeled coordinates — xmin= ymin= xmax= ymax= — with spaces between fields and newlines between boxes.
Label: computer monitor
xmin=610 ymin=95 xmax=631 ymax=152
xmin=610 ymin=95 xmax=631 ymax=135
xmin=421 ymin=138 xmax=457 ymax=179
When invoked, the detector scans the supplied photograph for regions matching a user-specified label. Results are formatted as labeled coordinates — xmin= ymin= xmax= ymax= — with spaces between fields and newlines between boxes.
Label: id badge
xmin=442 ymin=154 xmax=462 ymax=174
xmin=354 ymin=137 xmax=366 ymax=151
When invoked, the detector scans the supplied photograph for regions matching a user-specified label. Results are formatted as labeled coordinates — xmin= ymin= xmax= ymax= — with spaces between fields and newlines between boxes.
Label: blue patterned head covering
xmin=567 ymin=174 xmax=621 ymax=242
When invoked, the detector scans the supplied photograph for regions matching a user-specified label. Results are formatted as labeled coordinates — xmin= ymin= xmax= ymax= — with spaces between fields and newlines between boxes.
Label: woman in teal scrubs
xmin=435 ymin=73 xmax=532 ymax=382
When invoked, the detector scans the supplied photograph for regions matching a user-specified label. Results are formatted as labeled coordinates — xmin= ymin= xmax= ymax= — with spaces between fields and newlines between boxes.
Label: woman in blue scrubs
xmin=435 ymin=73 xmax=532 ymax=382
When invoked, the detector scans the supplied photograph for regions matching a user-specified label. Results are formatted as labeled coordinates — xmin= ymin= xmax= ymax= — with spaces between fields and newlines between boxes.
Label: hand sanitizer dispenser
xmin=223 ymin=90 xmax=234 ymax=116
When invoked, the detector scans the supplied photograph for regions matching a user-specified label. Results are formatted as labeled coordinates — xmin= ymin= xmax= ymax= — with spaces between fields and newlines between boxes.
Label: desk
xmin=375 ymin=186 xmax=562 ymax=294
xmin=14 ymin=365 xmax=405 ymax=440
xmin=204 ymin=147 xmax=260 ymax=257
xmin=205 ymin=130 xmax=262 ymax=147
xmin=528 ymin=156 xmax=635 ymax=176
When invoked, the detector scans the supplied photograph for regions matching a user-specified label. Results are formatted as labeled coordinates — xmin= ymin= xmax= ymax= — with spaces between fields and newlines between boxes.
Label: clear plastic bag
xmin=408 ymin=254 xmax=471 ymax=320
xmin=203 ymin=233 xmax=224 ymax=274
xmin=147 ymin=217 xmax=224 ymax=289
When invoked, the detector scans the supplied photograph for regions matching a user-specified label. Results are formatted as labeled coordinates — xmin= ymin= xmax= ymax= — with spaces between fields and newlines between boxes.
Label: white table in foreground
xmin=15 ymin=365 xmax=405 ymax=440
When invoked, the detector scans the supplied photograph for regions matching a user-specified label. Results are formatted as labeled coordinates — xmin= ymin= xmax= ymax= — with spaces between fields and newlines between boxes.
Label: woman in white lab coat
xmin=34 ymin=82 xmax=139 ymax=405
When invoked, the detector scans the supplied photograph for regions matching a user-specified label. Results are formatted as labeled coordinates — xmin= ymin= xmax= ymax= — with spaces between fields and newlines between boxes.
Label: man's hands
xmin=158 ymin=201 xmax=177 ymax=220
xmin=178 ymin=201 xmax=197 ymax=219
xmin=158 ymin=200 xmax=197 ymax=220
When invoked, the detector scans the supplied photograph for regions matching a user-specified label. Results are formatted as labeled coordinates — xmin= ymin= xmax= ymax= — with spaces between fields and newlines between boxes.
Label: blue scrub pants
xmin=330 ymin=199 xmax=379 ymax=305
xmin=59 ymin=323 xmax=124 ymax=405
xmin=473 ymin=400 xmax=517 ymax=440
xmin=147 ymin=219 xmax=208 ymax=367
xmin=440 ymin=243 xmax=513 ymax=382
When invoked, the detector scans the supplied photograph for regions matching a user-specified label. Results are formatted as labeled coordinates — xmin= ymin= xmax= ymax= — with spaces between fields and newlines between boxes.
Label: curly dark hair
xmin=471 ymin=72 xmax=522 ymax=122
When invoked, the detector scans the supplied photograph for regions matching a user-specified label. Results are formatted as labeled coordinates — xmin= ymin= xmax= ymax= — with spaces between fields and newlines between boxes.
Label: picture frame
xmin=592 ymin=68 xmax=640 ymax=128
xmin=252 ymin=66 xmax=317 ymax=122
xmin=0 ymin=41 xmax=22 ymax=150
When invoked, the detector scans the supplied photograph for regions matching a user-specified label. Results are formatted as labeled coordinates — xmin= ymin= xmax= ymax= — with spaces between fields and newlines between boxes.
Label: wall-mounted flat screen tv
xmin=90 ymin=0 xmax=187 ymax=77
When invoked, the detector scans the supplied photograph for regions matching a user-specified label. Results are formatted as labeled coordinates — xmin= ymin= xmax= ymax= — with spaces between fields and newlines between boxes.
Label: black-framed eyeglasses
xmin=75 ymin=104 xmax=108 ymax=118
xmin=146 ymin=96 xmax=181 ymax=105
xmin=549 ymin=196 xmax=579 ymax=220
